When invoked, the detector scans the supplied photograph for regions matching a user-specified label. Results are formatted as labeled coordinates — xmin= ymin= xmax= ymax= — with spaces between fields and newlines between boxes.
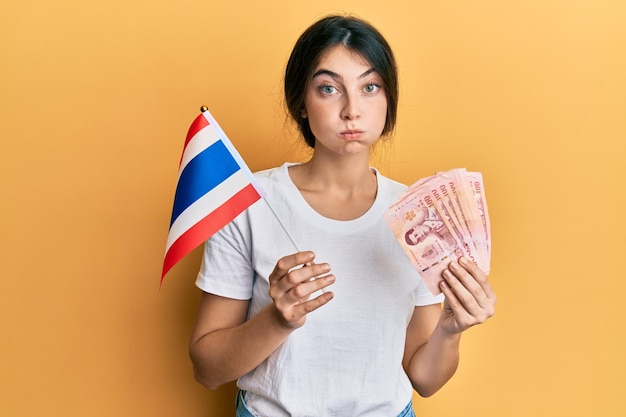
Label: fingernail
xmin=459 ymin=257 xmax=468 ymax=266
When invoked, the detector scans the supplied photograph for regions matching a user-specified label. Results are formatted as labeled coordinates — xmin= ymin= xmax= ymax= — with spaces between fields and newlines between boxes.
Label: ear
xmin=300 ymin=107 xmax=307 ymax=118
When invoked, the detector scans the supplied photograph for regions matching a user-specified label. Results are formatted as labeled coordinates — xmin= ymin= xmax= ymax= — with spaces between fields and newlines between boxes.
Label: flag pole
xmin=263 ymin=197 xmax=326 ymax=293
xmin=262 ymin=198 xmax=301 ymax=252
xmin=199 ymin=106 xmax=324 ymax=292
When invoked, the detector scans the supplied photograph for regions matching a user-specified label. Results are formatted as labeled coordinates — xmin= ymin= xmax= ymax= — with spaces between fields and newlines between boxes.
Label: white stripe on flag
xmin=200 ymin=110 xmax=266 ymax=198
xmin=165 ymin=169 xmax=252 ymax=252
xmin=179 ymin=121 xmax=221 ymax=175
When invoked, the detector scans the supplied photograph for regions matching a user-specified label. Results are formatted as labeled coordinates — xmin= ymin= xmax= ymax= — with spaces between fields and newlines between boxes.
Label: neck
xmin=287 ymin=152 xmax=379 ymax=221
xmin=303 ymin=152 xmax=374 ymax=191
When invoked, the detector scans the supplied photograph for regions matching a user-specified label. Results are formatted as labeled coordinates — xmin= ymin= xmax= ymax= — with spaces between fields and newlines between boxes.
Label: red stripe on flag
xmin=161 ymin=183 xmax=261 ymax=284
xmin=184 ymin=113 xmax=210 ymax=149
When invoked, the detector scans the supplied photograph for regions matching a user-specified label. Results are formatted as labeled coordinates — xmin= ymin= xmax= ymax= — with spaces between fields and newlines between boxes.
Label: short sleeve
xmin=195 ymin=215 xmax=255 ymax=300
xmin=413 ymin=277 xmax=445 ymax=306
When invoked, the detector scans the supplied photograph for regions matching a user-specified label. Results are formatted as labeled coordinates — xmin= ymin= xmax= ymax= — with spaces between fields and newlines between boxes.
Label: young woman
xmin=189 ymin=15 xmax=496 ymax=417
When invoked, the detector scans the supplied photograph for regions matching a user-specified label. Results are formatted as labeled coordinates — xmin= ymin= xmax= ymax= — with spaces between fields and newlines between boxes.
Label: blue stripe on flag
xmin=170 ymin=140 xmax=240 ymax=226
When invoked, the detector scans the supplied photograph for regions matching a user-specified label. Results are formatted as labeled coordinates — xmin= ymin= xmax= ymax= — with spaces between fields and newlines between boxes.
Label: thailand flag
xmin=161 ymin=108 xmax=264 ymax=284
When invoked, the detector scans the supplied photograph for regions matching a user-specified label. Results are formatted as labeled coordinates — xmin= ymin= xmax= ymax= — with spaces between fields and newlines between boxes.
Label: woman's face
xmin=302 ymin=45 xmax=388 ymax=156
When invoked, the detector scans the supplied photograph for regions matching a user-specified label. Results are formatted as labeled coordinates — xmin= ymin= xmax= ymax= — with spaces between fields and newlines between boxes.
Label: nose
xmin=340 ymin=93 xmax=361 ymax=120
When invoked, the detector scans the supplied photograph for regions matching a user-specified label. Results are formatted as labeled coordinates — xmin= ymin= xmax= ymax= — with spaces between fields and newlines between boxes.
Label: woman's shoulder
xmin=254 ymin=162 xmax=295 ymax=179
xmin=250 ymin=163 xmax=304 ymax=204
xmin=374 ymin=169 xmax=409 ymax=200
xmin=252 ymin=163 xmax=292 ymax=187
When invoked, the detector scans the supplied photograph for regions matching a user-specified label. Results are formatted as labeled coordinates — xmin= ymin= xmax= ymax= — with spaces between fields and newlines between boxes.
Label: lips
xmin=339 ymin=129 xmax=364 ymax=140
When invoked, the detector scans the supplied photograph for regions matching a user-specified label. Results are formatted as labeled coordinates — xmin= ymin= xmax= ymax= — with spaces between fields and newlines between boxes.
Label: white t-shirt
xmin=196 ymin=163 xmax=444 ymax=417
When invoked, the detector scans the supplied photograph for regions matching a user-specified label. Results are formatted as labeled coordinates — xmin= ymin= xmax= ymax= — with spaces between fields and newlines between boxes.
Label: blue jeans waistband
xmin=236 ymin=390 xmax=416 ymax=417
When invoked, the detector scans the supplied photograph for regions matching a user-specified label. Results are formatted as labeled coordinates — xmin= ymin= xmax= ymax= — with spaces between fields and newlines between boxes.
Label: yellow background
xmin=2 ymin=0 xmax=625 ymax=416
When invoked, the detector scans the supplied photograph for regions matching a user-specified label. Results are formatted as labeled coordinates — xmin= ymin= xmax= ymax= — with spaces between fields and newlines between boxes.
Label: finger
xmin=288 ymin=273 xmax=335 ymax=301
xmin=294 ymin=288 xmax=335 ymax=315
xmin=448 ymin=260 xmax=484 ymax=297
xmin=285 ymin=262 xmax=331 ymax=288
xmin=441 ymin=267 xmax=481 ymax=314
xmin=272 ymin=262 xmax=331 ymax=304
xmin=270 ymin=251 xmax=316 ymax=284
xmin=444 ymin=260 xmax=496 ymax=322
xmin=439 ymin=279 xmax=456 ymax=310
xmin=439 ymin=279 xmax=471 ymax=328
xmin=458 ymin=257 xmax=496 ymax=300
xmin=281 ymin=265 xmax=332 ymax=305
xmin=272 ymin=274 xmax=335 ymax=328
xmin=455 ymin=258 xmax=497 ymax=310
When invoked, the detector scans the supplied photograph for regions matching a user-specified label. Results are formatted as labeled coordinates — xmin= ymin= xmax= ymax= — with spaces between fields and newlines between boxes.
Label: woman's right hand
xmin=268 ymin=251 xmax=335 ymax=329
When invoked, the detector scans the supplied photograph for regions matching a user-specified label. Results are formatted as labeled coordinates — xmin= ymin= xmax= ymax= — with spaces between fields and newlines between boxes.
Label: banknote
xmin=437 ymin=169 xmax=489 ymax=272
xmin=385 ymin=168 xmax=491 ymax=294
xmin=467 ymin=171 xmax=491 ymax=269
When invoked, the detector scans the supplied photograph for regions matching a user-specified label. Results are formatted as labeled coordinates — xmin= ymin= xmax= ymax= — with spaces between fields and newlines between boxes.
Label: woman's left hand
xmin=439 ymin=257 xmax=496 ymax=335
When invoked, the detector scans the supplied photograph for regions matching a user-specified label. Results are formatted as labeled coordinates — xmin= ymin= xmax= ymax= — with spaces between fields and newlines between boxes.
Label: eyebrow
xmin=311 ymin=68 xmax=377 ymax=81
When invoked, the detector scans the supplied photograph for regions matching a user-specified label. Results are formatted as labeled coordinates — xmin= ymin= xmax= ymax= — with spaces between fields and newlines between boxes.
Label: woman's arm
xmin=189 ymin=251 xmax=335 ymax=390
xmin=403 ymin=257 xmax=496 ymax=397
